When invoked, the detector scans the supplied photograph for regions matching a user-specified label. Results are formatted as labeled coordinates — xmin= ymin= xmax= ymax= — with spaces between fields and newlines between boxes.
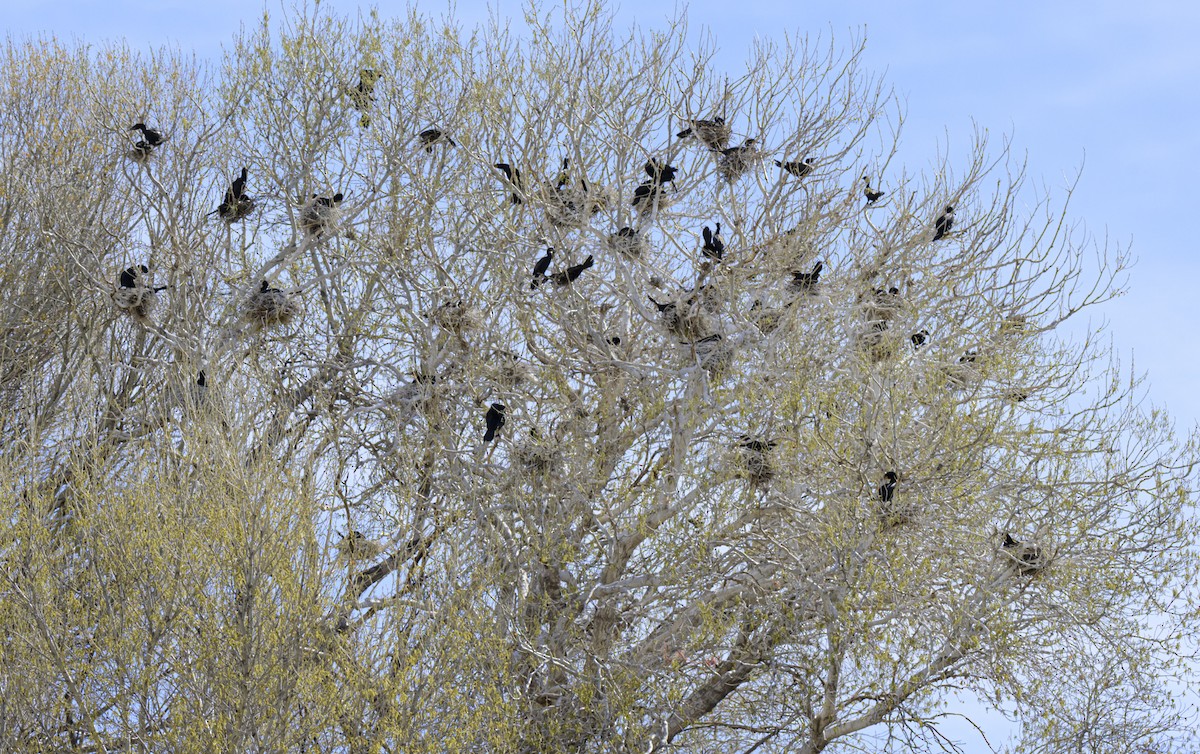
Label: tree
xmin=1 ymin=4 xmax=1197 ymax=753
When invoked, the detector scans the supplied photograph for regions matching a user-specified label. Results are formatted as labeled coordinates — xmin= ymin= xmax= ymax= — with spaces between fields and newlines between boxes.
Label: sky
xmin=6 ymin=0 xmax=1200 ymax=748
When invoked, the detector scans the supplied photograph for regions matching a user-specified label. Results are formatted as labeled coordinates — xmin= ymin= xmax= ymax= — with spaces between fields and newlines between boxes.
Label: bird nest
xmin=219 ymin=198 xmax=257 ymax=224
xmin=244 ymin=286 xmax=301 ymax=327
xmin=515 ymin=439 xmax=560 ymax=475
xmin=605 ymin=228 xmax=648 ymax=260
xmin=692 ymin=334 xmax=735 ymax=376
xmin=718 ymin=142 xmax=762 ymax=183
xmin=428 ymin=300 xmax=476 ymax=334
xmin=300 ymin=196 xmax=342 ymax=236
xmin=1003 ymin=536 xmax=1050 ymax=575
xmin=112 ymin=287 xmax=157 ymax=323
xmin=735 ymin=438 xmax=776 ymax=485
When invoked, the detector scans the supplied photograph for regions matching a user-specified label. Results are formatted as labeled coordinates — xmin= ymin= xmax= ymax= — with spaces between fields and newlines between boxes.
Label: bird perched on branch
xmin=349 ymin=69 xmax=382 ymax=127
xmin=128 ymin=123 xmax=165 ymax=163
xmin=118 ymin=264 xmax=150 ymax=289
xmin=552 ymin=255 xmax=594 ymax=286
xmin=862 ymin=175 xmax=884 ymax=203
xmin=677 ymin=117 xmax=731 ymax=151
xmin=1002 ymin=532 xmax=1046 ymax=574
xmin=644 ymin=158 xmax=678 ymax=186
xmin=494 ymin=163 xmax=524 ymax=205
xmin=418 ymin=127 xmax=456 ymax=152
xmin=215 ymin=167 xmax=255 ymax=222
xmin=933 ymin=205 xmax=955 ymax=241
xmin=911 ymin=329 xmax=930 ymax=349
xmin=789 ymin=261 xmax=824 ymax=294
xmin=484 ymin=402 xmax=506 ymax=442
xmin=530 ymin=247 xmax=554 ymax=289
xmin=878 ymin=471 xmax=898 ymax=503
xmin=701 ymin=223 xmax=724 ymax=262
xmin=775 ymin=157 xmax=814 ymax=177
xmin=300 ymin=192 xmax=344 ymax=236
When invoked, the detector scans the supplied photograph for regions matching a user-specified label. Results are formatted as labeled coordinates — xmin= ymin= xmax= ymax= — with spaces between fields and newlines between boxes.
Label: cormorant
xmin=790 ymin=261 xmax=824 ymax=294
xmin=879 ymin=471 xmax=897 ymax=503
xmin=484 ymin=402 xmax=506 ymax=442
xmin=911 ymin=329 xmax=929 ymax=349
xmin=130 ymin=123 xmax=165 ymax=147
xmin=644 ymin=158 xmax=678 ymax=185
xmin=933 ymin=205 xmax=955 ymax=241
xmin=118 ymin=264 xmax=150 ymax=289
xmin=419 ymin=128 xmax=456 ymax=152
xmin=701 ymin=223 xmax=724 ymax=261
xmin=862 ymin=175 xmax=884 ymax=203
xmin=552 ymin=255 xmax=593 ymax=286
xmin=300 ymin=192 xmax=344 ymax=235
xmin=494 ymin=163 xmax=523 ymax=204
xmin=530 ymin=247 xmax=554 ymax=289
xmin=677 ymin=117 xmax=731 ymax=150
xmin=349 ymin=69 xmax=382 ymax=127
xmin=775 ymin=157 xmax=814 ymax=177
xmin=216 ymin=168 xmax=254 ymax=221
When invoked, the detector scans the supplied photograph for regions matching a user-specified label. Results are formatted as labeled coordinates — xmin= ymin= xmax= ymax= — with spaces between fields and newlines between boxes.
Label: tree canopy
xmin=1 ymin=4 xmax=1197 ymax=753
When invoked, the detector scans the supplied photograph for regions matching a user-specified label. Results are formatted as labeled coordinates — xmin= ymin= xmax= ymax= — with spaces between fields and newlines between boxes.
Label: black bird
xmin=229 ymin=167 xmax=248 ymax=203
xmin=1002 ymin=532 xmax=1044 ymax=572
xmin=879 ymin=471 xmax=897 ymax=503
xmin=130 ymin=123 xmax=165 ymax=147
xmin=483 ymin=402 xmax=506 ymax=442
xmin=197 ymin=370 xmax=207 ymax=387
xmin=862 ymin=175 xmax=884 ymax=203
xmin=790 ymin=261 xmax=824 ymax=293
xmin=648 ymin=296 xmax=674 ymax=314
xmin=494 ymin=163 xmax=523 ymax=204
xmin=418 ymin=127 xmax=456 ymax=152
xmin=631 ymin=181 xmax=657 ymax=210
xmin=216 ymin=167 xmax=252 ymax=220
xmin=118 ymin=264 xmax=150 ymax=289
xmin=349 ymin=69 xmax=382 ymax=126
xmin=677 ymin=117 xmax=731 ymax=150
xmin=933 ymin=205 xmax=955 ymax=241
xmin=960 ymin=351 xmax=978 ymax=365
xmin=738 ymin=436 xmax=777 ymax=454
xmin=911 ymin=329 xmax=929 ymax=349
xmin=644 ymin=158 xmax=678 ymax=185
xmin=775 ymin=157 xmax=814 ymax=177
xmin=605 ymin=336 xmax=622 ymax=346
xmin=553 ymin=157 xmax=571 ymax=189
xmin=701 ymin=223 xmax=724 ymax=262
xmin=553 ymin=255 xmax=593 ymax=286
xmin=530 ymin=247 xmax=554 ymax=289
xmin=311 ymin=192 xmax=344 ymax=209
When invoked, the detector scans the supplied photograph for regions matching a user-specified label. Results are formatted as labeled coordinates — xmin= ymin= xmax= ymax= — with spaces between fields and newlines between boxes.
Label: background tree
xmin=1 ymin=4 xmax=1197 ymax=753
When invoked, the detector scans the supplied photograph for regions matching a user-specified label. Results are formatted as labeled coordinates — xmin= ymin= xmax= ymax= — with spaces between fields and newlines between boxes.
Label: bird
xmin=1002 ymin=532 xmax=1044 ymax=573
xmin=552 ymin=255 xmax=593 ymax=286
xmin=337 ymin=530 xmax=383 ymax=561
xmin=737 ymin=436 xmax=777 ymax=454
xmin=644 ymin=158 xmax=678 ymax=185
xmin=960 ymin=351 xmax=978 ymax=365
xmin=862 ymin=175 xmax=884 ymax=203
xmin=631 ymin=181 xmax=660 ymax=211
xmin=677 ymin=117 xmax=731 ymax=150
xmin=300 ymin=192 xmax=344 ymax=235
xmin=530 ymin=247 xmax=554 ymax=289
xmin=878 ymin=471 xmax=897 ymax=503
xmin=494 ymin=163 xmax=523 ymax=204
xmin=790 ymin=261 xmax=824 ymax=294
xmin=911 ymin=329 xmax=929 ymax=349
xmin=775 ymin=157 xmax=814 ymax=177
xmin=118 ymin=264 xmax=150 ymax=289
xmin=701 ymin=223 xmax=724 ymax=262
xmin=933 ymin=205 xmax=955 ymax=241
xmin=553 ymin=157 xmax=571 ymax=189
xmin=349 ymin=69 xmax=382 ymax=127
xmin=215 ymin=167 xmax=254 ymax=221
xmin=484 ymin=402 xmax=506 ymax=442
xmin=197 ymin=370 xmax=207 ymax=388
xmin=130 ymin=123 xmax=165 ymax=147
xmin=418 ymin=127 xmax=456 ymax=152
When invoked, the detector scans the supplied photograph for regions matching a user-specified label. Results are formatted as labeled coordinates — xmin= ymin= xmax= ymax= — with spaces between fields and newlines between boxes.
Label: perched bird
xmin=737 ymin=436 xmax=777 ymax=454
xmin=644 ymin=158 xmax=678 ymax=185
xmin=418 ymin=127 xmax=456 ymax=152
xmin=349 ymin=69 xmax=382 ymax=127
xmin=775 ymin=157 xmax=814 ymax=177
xmin=911 ymin=329 xmax=930 ymax=349
xmin=1002 ymin=532 xmax=1045 ymax=574
xmin=701 ymin=223 xmax=724 ymax=262
xmin=631 ymin=181 xmax=661 ymax=211
xmin=197 ymin=370 xmax=207 ymax=388
xmin=530 ymin=247 xmax=554 ymax=289
xmin=337 ymin=530 xmax=384 ymax=561
xmin=960 ymin=351 xmax=978 ymax=365
xmin=606 ymin=227 xmax=646 ymax=259
xmin=484 ymin=402 xmax=506 ymax=442
xmin=130 ymin=123 xmax=165 ymax=147
xmin=605 ymin=336 xmax=622 ymax=346
xmin=790 ymin=261 xmax=824 ymax=294
xmin=216 ymin=167 xmax=255 ymax=222
xmin=878 ymin=471 xmax=897 ymax=503
xmin=553 ymin=157 xmax=571 ymax=189
xmin=300 ymin=192 xmax=344 ymax=236
xmin=244 ymin=279 xmax=300 ymax=326
xmin=677 ymin=117 xmax=731 ymax=150
xmin=552 ymin=255 xmax=594 ymax=286
xmin=933 ymin=205 xmax=955 ymax=241
xmin=118 ymin=264 xmax=150 ymax=289
xmin=717 ymin=138 xmax=759 ymax=183
xmin=862 ymin=175 xmax=884 ymax=203
xmin=494 ymin=163 xmax=524 ymax=205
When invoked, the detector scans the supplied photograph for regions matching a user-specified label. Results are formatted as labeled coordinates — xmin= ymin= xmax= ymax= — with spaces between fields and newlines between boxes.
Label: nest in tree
xmin=692 ymin=334 xmax=735 ymax=377
xmin=717 ymin=140 xmax=762 ymax=183
xmin=1002 ymin=534 xmax=1049 ymax=575
xmin=515 ymin=433 xmax=560 ymax=475
xmin=219 ymin=197 xmax=257 ymax=223
xmin=877 ymin=497 xmax=917 ymax=529
xmin=112 ymin=287 xmax=157 ymax=323
xmin=126 ymin=143 xmax=156 ymax=164
xmin=605 ymin=227 xmax=648 ymax=260
xmin=244 ymin=283 xmax=301 ymax=327
xmin=857 ymin=323 xmax=898 ymax=363
xmin=428 ymin=300 xmax=476 ymax=334
xmin=491 ymin=350 xmax=529 ymax=388
xmin=300 ymin=194 xmax=343 ymax=236
xmin=736 ymin=437 xmax=777 ymax=485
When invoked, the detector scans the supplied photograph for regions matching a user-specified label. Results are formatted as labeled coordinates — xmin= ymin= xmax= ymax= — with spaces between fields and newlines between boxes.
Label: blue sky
xmin=7 ymin=0 xmax=1199 ymax=747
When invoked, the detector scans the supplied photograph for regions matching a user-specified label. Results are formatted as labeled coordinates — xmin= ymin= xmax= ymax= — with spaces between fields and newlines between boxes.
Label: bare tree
xmin=1 ymin=4 xmax=1197 ymax=753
